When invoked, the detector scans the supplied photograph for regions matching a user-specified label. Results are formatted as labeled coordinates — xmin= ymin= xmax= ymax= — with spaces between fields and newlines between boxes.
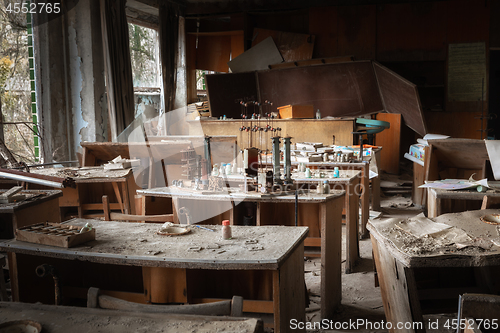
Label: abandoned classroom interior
xmin=1 ymin=0 xmax=500 ymax=332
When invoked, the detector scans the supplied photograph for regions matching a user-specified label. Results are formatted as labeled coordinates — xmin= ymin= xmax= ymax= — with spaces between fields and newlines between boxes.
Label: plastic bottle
xmin=220 ymin=163 xmax=226 ymax=176
xmin=317 ymin=181 xmax=323 ymax=194
xmin=212 ymin=164 xmax=219 ymax=176
xmin=305 ymin=167 xmax=312 ymax=178
xmin=225 ymin=163 xmax=232 ymax=175
xmin=222 ymin=220 xmax=232 ymax=239
xmin=333 ymin=167 xmax=339 ymax=178
xmin=316 ymin=109 xmax=321 ymax=119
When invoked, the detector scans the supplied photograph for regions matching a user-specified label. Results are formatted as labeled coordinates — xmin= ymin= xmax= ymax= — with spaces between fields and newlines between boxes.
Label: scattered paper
xmin=396 ymin=215 xmax=452 ymax=238
xmin=419 ymin=178 xmax=489 ymax=191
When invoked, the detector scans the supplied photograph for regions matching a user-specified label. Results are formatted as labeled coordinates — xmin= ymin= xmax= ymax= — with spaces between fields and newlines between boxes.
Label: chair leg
xmin=102 ymin=195 xmax=111 ymax=221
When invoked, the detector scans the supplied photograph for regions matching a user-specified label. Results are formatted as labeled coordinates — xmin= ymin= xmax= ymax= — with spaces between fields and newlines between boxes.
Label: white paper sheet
xmin=485 ymin=140 xmax=500 ymax=181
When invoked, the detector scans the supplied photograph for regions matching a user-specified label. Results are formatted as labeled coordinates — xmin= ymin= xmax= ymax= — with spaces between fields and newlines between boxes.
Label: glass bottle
xmin=222 ymin=220 xmax=232 ymax=240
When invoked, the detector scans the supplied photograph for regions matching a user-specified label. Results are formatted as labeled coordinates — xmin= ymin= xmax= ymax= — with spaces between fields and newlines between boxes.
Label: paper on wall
xmin=485 ymin=140 xmax=500 ymax=181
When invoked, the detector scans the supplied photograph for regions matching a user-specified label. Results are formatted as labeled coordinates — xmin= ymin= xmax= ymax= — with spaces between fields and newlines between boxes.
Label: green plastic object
xmin=354 ymin=118 xmax=390 ymax=134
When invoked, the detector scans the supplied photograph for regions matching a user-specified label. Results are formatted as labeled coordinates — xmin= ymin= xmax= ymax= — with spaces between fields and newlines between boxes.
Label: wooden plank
xmin=258 ymin=61 xmax=384 ymax=119
xmin=426 ymin=188 xmax=440 ymax=218
xmin=193 ymin=298 xmax=274 ymax=314
xmin=7 ymin=252 xmax=19 ymax=302
xmin=371 ymin=236 xmax=425 ymax=333
xmin=269 ymin=56 xmax=354 ymax=70
xmin=345 ymin=177 xmax=359 ymax=274
xmin=373 ymin=62 xmax=427 ymax=136
xmin=321 ymin=196 xmax=343 ymax=319
xmin=273 ymin=242 xmax=305 ymax=333
xmin=375 ymin=113 xmax=401 ymax=174
xmin=142 ymin=267 xmax=188 ymax=304
xmin=189 ymin=119 xmax=355 ymax=150
xmin=412 ymin=161 xmax=426 ymax=207
xmin=360 ymin=163 xmax=370 ymax=238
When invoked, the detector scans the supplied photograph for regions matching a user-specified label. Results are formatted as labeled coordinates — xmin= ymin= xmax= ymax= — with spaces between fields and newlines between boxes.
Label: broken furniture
xmin=368 ymin=209 xmax=500 ymax=333
xmin=0 ymin=189 xmax=62 ymax=239
xmin=87 ymin=287 xmax=244 ymax=317
xmin=0 ymin=219 xmax=308 ymax=333
xmin=427 ymin=188 xmax=500 ymax=218
xmin=136 ymin=187 xmax=345 ymax=320
xmin=292 ymin=169 xmax=362 ymax=274
xmin=31 ymin=167 xmax=138 ymax=219
xmin=0 ymin=301 xmax=263 ymax=333
xmin=422 ymin=138 xmax=490 ymax=214
xmin=457 ymin=294 xmax=500 ymax=333
xmin=204 ymin=61 xmax=427 ymax=140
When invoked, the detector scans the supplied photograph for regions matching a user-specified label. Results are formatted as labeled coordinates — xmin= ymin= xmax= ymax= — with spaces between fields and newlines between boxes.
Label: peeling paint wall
xmin=134 ymin=93 xmax=160 ymax=119
xmin=35 ymin=0 xmax=107 ymax=162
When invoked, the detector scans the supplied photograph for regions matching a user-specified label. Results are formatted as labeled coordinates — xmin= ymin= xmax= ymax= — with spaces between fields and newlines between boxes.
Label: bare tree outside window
xmin=0 ymin=0 xmax=36 ymax=165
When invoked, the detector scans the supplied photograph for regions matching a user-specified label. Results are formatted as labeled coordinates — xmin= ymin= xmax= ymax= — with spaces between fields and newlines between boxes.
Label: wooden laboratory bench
xmin=0 ymin=302 xmax=263 ymax=333
xmin=367 ymin=210 xmax=500 ymax=333
xmin=31 ymin=167 xmax=139 ymax=219
xmin=0 ymin=219 xmax=308 ymax=333
xmin=291 ymin=169 xmax=362 ymax=274
xmin=137 ymin=187 xmax=345 ymax=319
xmin=427 ymin=187 xmax=500 ymax=218
xmin=0 ymin=189 xmax=62 ymax=239
xmin=262 ymin=160 xmax=372 ymax=237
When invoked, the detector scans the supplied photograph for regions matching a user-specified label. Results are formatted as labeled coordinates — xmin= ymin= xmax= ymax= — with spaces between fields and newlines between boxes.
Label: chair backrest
xmin=102 ymin=195 xmax=174 ymax=223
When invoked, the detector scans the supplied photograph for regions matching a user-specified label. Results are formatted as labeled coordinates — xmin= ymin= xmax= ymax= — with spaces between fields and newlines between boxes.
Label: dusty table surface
xmin=0 ymin=219 xmax=308 ymax=270
xmin=292 ymin=169 xmax=361 ymax=182
xmin=137 ymin=186 xmax=344 ymax=203
xmin=31 ymin=166 xmax=132 ymax=181
xmin=367 ymin=209 xmax=500 ymax=267
xmin=0 ymin=301 xmax=262 ymax=333
xmin=0 ymin=189 xmax=62 ymax=213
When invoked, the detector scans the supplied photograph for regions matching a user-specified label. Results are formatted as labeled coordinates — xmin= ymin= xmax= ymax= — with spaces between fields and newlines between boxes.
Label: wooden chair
xmin=87 ymin=287 xmax=243 ymax=317
xmin=457 ymin=293 xmax=500 ymax=333
xmin=481 ymin=195 xmax=500 ymax=210
xmin=102 ymin=195 xmax=174 ymax=223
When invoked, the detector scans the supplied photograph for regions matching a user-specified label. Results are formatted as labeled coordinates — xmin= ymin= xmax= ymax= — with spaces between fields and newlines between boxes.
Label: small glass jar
xmin=323 ymin=180 xmax=330 ymax=194
xmin=222 ymin=220 xmax=232 ymax=240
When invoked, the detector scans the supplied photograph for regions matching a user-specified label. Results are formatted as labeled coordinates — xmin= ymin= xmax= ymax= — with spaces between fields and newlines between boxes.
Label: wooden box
xmin=277 ymin=104 xmax=314 ymax=119
xmin=16 ymin=222 xmax=96 ymax=248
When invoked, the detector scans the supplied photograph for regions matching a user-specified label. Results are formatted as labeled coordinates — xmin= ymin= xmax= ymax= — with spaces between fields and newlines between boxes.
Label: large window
xmin=0 ymin=2 xmax=38 ymax=165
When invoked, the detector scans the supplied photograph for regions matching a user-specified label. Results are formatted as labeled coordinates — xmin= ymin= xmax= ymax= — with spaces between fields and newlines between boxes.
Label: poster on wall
xmin=447 ymin=42 xmax=487 ymax=102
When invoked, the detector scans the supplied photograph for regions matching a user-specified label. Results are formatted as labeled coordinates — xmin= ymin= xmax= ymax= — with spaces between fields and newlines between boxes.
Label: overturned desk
xmin=1 ymin=219 xmax=308 ymax=333
xmin=137 ymin=187 xmax=345 ymax=319
xmin=368 ymin=210 xmax=500 ymax=333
